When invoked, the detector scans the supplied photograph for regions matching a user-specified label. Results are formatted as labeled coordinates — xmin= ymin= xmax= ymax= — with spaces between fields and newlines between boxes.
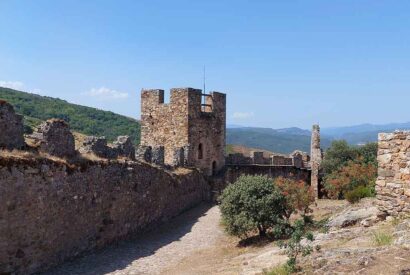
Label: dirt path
xmin=44 ymin=204 xmax=286 ymax=275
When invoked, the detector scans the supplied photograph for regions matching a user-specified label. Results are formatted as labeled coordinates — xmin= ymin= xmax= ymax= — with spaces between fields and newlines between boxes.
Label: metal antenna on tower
xmin=203 ymin=65 xmax=206 ymax=94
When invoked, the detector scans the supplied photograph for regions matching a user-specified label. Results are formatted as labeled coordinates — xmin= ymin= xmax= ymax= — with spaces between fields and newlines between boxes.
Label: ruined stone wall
xmin=0 ymin=156 xmax=210 ymax=274
xmin=376 ymin=131 xmax=410 ymax=216
xmin=0 ymin=101 xmax=25 ymax=149
xmin=310 ymin=124 xmax=322 ymax=199
xmin=141 ymin=88 xmax=226 ymax=175
xmin=226 ymin=153 xmax=253 ymax=165
xmin=224 ymin=165 xmax=310 ymax=187
xmin=226 ymin=152 xmax=306 ymax=167
xmin=271 ymin=155 xmax=293 ymax=166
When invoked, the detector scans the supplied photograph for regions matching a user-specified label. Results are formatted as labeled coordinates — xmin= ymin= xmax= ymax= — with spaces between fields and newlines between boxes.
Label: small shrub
xmin=219 ymin=175 xmax=289 ymax=239
xmin=372 ymin=231 xmax=393 ymax=246
xmin=279 ymin=219 xmax=314 ymax=273
xmin=345 ymin=185 xmax=374 ymax=203
xmin=274 ymin=177 xmax=315 ymax=220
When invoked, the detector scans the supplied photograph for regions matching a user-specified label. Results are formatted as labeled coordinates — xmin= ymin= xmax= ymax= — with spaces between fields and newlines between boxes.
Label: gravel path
xmin=44 ymin=204 xmax=223 ymax=275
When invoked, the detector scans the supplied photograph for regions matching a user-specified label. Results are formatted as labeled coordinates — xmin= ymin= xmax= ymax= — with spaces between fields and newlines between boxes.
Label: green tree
xmin=322 ymin=141 xmax=378 ymax=201
xmin=321 ymin=140 xmax=357 ymax=174
xmin=219 ymin=175 xmax=288 ymax=239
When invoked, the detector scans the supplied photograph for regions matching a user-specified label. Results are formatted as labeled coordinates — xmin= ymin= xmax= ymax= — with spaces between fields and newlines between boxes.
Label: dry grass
xmin=372 ymin=230 xmax=393 ymax=247
xmin=263 ymin=264 xmax=290 ymax=275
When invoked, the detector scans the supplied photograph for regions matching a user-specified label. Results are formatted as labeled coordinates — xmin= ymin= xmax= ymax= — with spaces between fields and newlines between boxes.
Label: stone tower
xmin=140 ymin=88 xmax=226 ymax=175
xmin=310 ymin=124 xmax=322 ymax=199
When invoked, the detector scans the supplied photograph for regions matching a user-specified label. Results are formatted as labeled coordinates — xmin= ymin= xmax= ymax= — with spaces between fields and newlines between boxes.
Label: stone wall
xmin=30 ymin=119 xmax=76 ymax=158
xmin=224 ymin=165 xmax=310 ymax=189
xmin=226 ymin=151 xmax=308 ymax=167
xmin=376 ymin=131 xmax=410 ymax=216
xmin=140 ymin=88 xmax=226 ymax=175
xmin=0 ymin=156 xmax=210 ymax=274
xmin=0 ymin=101 xmax=25 ymax=150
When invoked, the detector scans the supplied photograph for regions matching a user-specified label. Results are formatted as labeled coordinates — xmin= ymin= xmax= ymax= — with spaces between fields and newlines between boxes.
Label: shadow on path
xmin=42 ymin=203 xmax=214 ymax=275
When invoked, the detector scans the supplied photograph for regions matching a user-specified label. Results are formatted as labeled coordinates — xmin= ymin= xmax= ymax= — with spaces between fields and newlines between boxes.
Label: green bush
xmin=322 ymin=140 xmax=378 ymax=201
xmin=345 ymin=186 xmax=374 ymax=203
xmin=219 ymin=175 xmax=289 ymax=239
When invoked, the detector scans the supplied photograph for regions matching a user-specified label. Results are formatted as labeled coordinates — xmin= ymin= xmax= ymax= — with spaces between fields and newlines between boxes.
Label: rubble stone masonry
xmin=0 ymin=101 xmax=25 ymax=149
xmin=31 ymin=119 xmax=76 ymax=158
xmin=376 ymin=131 xmax=410 ymax=216
xmin=0 ymin=156 xmax=210 ymax=274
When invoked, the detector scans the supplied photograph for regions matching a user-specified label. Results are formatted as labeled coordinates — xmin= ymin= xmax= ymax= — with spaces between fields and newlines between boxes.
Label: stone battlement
xmin=226 ymin=150 xmax=309 ymax=168
xmin=141 ymin=88 xmax=226 ymax=114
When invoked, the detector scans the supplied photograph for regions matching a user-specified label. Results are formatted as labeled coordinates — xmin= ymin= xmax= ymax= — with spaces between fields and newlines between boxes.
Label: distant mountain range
xmin=227 ymin=127 xmax=332 ymax=154
xmin=227 ymin=122 xmax=410 ymax=154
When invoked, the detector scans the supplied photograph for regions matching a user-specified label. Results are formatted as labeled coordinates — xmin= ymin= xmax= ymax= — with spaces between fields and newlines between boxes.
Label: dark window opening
xmin=198 ymin=143 xmax=203 ymax=159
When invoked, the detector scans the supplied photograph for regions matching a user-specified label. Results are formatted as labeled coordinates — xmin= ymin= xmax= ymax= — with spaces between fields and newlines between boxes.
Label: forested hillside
xmin=0 ymin=87 xmax=140 ymax=144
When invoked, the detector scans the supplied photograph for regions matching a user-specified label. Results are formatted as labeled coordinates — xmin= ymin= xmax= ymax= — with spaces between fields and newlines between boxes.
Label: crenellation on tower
xmin=140 ymin=88 xmax=226 ymax=175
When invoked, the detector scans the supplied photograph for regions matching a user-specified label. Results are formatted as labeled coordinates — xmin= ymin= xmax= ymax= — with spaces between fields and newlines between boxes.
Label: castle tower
xmin=310 ymin=124 xmax=322 ymax=199
xmin=140 ymin=88 xmax=226 ymax=175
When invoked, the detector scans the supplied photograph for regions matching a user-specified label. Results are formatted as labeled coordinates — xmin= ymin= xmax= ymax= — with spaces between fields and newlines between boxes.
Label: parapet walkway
xmin=43 ymin=204 xmax=223 ymax=275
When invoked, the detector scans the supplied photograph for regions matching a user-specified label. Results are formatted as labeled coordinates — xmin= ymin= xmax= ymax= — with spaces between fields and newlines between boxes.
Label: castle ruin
xmin=0 ymin=90 xmax=325 ymax=274
xmin=140 ymin=88 xmax=226 ymax=175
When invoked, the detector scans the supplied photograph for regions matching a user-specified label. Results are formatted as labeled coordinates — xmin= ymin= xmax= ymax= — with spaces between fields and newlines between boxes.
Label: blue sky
xmin=1 ymin=0 xmax=409 ymax=129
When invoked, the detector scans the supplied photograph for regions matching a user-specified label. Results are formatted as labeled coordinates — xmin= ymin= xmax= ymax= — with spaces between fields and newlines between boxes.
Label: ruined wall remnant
xmin=136 ymin=145 xmax=152 ymax=163
xmin=224 ymin=165 xmax=310 ymax=189
xmin=152 ymin=146 xmax=165 ymax=165
xmin=376 ymin=131 xmax=410 ymax=216
xmin=251 ymin=151 xmax=266 ymax=164
xmin=31 ymin=119 xmax=76 ymax=158
xmin=140 ymin=88 xmax=226 ymax=175
xmin=226 ymin=151 xmax=309 ymax=168
xmin=113 ymin=136 xmax=135 ymax=160
xmin=0 ymin=156 xmax=210 ymax=274
xmin=310 ymin=124 xmax=322 ymax=199
xmin=79 ymin=136 xmax=117 ymax=158
xmin=225 ymin=153 xmax=253 ymax=165
xmin=0 ymin=101 xmax=25 ymax=149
